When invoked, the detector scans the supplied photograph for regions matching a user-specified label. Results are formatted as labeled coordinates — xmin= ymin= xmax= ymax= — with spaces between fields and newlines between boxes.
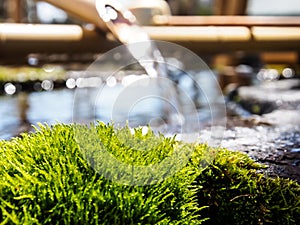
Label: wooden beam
xmin=261 ymin=52 xmax=298 ymax=64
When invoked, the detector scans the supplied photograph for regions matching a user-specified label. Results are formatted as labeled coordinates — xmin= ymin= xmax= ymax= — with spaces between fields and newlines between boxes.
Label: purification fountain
xmin=70 ymin=0 xmax=226 ymax=185
xmin=0 ymin=3 xmax=300 ymax=224
xmin=1 ymin=0 xmax=298 ymax=183
xmin=70 ymin=0 xmax=226 ymax=139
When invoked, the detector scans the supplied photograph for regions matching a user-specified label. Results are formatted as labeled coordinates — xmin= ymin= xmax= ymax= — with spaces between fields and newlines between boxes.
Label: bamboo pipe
xmin=39 ymin=0 xmax=170 ymax=29
xmin=40 ymin=0 xmax=107 ymax=31
xmin=0 ymin=24 xmax=251 ymax=42
xmin=252 ymin=27 xmax=300 ymax=41
xmin=1 ymin=24 xmax=300 ymax=44
xmin=0 ymin=23 xmax=83 ymax=41
xmin=143 ymin=26 xmax=251 ymax=41
xmin=143 ymin=26 xmax=300 ymax=42
xmin=1 ymin=24 xmax=300 ymax=61
xmin=153 ymin=16 xmax=300 ymax=27
xmin=0 ymin=24 xmax=118 ymax=62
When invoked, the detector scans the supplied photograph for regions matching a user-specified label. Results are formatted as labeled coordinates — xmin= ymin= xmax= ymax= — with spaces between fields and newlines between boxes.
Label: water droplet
xmin=41 ymin=80 xmax=54 ymax=91
xmin=113 ymin=52 xmax=122 ymax=60
xmin=75 ymin=77 xmax=102 ymax=88
xmin=235 ymin=64 xmax=253 ymax=74
xmin=66 ymin=78 xmax=76 ymax=89
xmin=75 ymin=78 xmax=84 ymax=88
xmin=28 ymin=56 xmax=39 ymax=66
xmin=4 ymin=83 xmax=16 ymax=95
xmin=264 ymin=69 xmax=279 ymax=81
xmin=33 ymin=82 xmax=42 ymax=91
xmin=142 ymin=126 xmax=149 ymax=135
xmin=292 ymin=160 xmax=300 ymax=166
xmin=282 ymin=68 xmax=294 ymax=78
xmin=106 ymin=77 xmax=117 ymax=87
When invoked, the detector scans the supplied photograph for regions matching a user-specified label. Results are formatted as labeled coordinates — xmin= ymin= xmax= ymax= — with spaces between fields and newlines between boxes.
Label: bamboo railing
xmin=0 ymin=0 xmax=300 ymax=63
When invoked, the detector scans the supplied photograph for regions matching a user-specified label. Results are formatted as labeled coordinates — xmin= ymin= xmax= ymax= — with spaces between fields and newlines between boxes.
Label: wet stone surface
xmin=228 ymin=79 xmax=300 ymax=115
xmin=212 ymin=78 xmax=300 ymax=183
xmin=218 ymin=125 xmax=300 ymax=183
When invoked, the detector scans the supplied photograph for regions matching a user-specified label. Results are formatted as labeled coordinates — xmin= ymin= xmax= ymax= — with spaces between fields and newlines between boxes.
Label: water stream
xmin=95 ymin=0 xmax=184 ymax=131
xmin=96 ymin=0 xmax=166 ymax=78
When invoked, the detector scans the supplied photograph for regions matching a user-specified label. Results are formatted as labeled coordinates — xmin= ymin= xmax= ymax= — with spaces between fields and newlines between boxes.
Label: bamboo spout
xmin=41 ymin=0 xmax=171 ymax=29
xmin=41 ymin=0 xmax=107 ymax=31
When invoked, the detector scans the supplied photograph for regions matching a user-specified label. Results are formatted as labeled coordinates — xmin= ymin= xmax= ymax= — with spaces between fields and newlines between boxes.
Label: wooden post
xmin=214 ymin=0 xmax=248 ymax=16
xmin=213 ymin=0 xmax=249 ymax=89
xmin=227 ymin=0 xmax=248 ymax=15
xmin=7 ymin=0 xmax=23 ymax=22
xmin=214 ymin=0 xmax=225 ymax=15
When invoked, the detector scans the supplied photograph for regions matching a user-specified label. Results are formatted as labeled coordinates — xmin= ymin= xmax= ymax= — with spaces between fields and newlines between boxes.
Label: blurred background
xmin=1 ymin=0 xmax=300 ymax=23
xmin=0 ymin=0 xmax=300 ymax=139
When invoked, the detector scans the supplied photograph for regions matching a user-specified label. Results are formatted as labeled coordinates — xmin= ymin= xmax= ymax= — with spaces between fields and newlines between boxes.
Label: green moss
xmin=0 ymin=123 xmax=204 ymax=224
xmin=0 ymin=123 xmax=299 ymax=224
xmin=194 ymin=146 xmax=300 ymax=225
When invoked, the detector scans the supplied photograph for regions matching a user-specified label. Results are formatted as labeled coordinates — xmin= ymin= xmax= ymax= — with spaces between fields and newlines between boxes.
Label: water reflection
xmin=0 ymin=68 xmax=223 ymax=140
xmin=0 ymin=89 xmax=73 ymax=139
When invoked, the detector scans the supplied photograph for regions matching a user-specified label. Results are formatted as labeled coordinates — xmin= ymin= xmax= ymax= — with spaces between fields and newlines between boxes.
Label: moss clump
xmin=0 ymin=123 xmax=204 ymax=224
xmin=0 ymin=123 xmax=299 ymax=224
xmin=194 ymin=146 xmax=300 ymax=225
